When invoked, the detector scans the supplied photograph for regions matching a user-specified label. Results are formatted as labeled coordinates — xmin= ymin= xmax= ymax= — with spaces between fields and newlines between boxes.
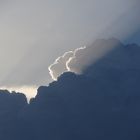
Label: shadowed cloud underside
xmin=0 ymin=39 xmax=140 ymax=139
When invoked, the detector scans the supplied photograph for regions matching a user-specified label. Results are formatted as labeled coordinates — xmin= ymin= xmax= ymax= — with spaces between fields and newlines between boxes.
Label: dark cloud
xmin=0 ymin=0 xmax=139 ymax=87
xmin=0 ymin=90 xmax=27 ymax=139
xmin=1 ymin=39 xmax=140 ymax=139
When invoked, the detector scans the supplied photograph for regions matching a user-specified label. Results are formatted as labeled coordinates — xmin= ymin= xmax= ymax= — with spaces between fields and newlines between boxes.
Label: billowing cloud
xmin=1 ymin=39 xmax=140 ymax=139
xmin=48 ymin=38 xmax=122 ymax=80
xmin=0 ymin=0 xmax=140 ymax=89
xmin=66 ymin=46 xmax=86 ymax=72
xmin=48 ymin=47 xmax=86 ymax=80
xmin=67 ymin=39 xmax=122 ymax=74
xmin=0 ymin=86 xmax=37 ymax=101
xmin=48 ymin=51 xmax=74 ymax=80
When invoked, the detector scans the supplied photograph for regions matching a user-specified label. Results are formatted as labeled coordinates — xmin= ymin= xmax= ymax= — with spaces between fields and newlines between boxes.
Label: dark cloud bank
xmin=1 ymin=39 xmax=140 ymax=140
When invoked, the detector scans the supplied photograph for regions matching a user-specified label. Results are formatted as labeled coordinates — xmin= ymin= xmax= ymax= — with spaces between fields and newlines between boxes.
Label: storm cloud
xmin=1 ymin=39 xmax=140 ymax=139
xmin=48 ymin=51 xmax=74 ymax=80
xmin=0 ymin=0 xmax=140 ymax=138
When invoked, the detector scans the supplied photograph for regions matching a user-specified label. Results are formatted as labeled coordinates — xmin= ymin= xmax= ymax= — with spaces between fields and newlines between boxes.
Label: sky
xmin=0 ymin=0 xmax=140 ymax=98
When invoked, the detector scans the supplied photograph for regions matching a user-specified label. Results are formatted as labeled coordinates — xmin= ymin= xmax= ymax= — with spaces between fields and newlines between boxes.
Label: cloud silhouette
xmin=25 ymin=39 xmax=140 ymax=140
xmin=0 ymin=90 xmax=27 ymax=140
xmin=1 ymin=39 xmax=140 ymax=140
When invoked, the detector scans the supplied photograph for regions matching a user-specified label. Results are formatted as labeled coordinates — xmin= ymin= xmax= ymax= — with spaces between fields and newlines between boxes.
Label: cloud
xmin=0 ymin=86 xmax=37 ymax=101
xmin=67 ymin=39 xmax=122 ymax=74
xmin=0 ymin=0 xmax=139 ymax=88
xmin=48 ymin=47 xmax=86 ymax=80
xmin=48 ymin=38 xmax=122 ymax=80
xmin=0 ymin=89 xmax=27 ymax=139
xmin=66 ymin=46 xmax=86 ymax=72
xmin=1 ymin=39 xmax=140 ymax=139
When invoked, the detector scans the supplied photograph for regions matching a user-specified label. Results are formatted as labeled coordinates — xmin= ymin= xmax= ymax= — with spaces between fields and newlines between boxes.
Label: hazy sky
xmin=0 ymin=0 xmax=140 ymax=97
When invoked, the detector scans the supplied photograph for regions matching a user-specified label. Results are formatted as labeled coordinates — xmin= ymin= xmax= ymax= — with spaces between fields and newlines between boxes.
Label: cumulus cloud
xmin=67 ymin=39 xmax=122 ymax=74
xmin=0 ymin=89 xmax=27 ymax=140
xmin=48 ymin=51 xmax=74 ymax=80
xmin=1 ymin=39 xmax=140 ymax=140
xmin=48 ymin=46 xmax=86 ymax=80
xmin=28 ymin=39 xmax=140 ymax=140
xmin=48 ymin=38 xmax=122 ymax=80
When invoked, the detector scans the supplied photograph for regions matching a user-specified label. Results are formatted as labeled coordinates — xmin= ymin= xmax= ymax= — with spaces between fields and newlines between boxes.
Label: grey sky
xmin=0 ymin=0 xmax=139 ymax=88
